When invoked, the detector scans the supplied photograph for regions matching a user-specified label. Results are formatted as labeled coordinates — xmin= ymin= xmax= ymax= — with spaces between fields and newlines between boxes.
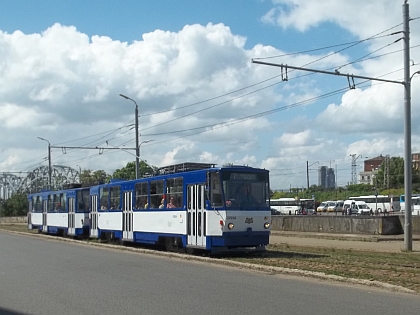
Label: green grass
xmin=227 ymin=243 xmax=420 ymax=293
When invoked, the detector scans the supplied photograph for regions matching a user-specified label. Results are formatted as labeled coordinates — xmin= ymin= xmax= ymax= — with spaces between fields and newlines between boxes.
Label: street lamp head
xmin=37 ymin=136 xmax=50 ymax=145
xmin=141 ymin=139 xmax=153 ymax=145
xmin=119 ymin=93 xmax=130 ymax=100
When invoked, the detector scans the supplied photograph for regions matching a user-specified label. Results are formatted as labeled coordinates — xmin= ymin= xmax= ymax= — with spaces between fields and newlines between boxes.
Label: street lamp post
xmin=37 ymin=137 xmax=52 ymax=190
xmin=119 ymin=93 xmax=140 ymax=179
xmin=76 ymin=164 xmax=82 ymax=183
xmin=138 ymin=140 xmax=153 ymax=178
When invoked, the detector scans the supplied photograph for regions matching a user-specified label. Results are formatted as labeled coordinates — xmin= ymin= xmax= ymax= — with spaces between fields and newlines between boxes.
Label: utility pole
xmin=306 ymin=161 xmax=319 ymax=190
xmin=119 ymin=94 xmax=140 ymax=179
xmin=350 ymin=154 xmax=361 ymax=185
xmin=37 ymin=137 xmax=52 ymax=190
xmin=306 ymin=161 xmax=309 ymax=190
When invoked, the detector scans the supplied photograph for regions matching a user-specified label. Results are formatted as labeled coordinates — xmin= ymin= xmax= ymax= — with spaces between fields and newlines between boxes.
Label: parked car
xmin=326 ymin=201 xmax=337 ymax=212
xmin=317 ymin=201 xmax=333 ymax=212
xmin=334 ymin=200 xmax=344 ymax=212
xmin=343 ymin=200 xmax=371 ymax=215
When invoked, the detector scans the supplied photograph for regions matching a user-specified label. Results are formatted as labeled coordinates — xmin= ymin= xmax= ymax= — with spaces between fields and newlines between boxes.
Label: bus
xmin=400 ymin=194 xmax=420 ymax=215
xmin=270 ymin=198 xmax=314 ymax=215
xmin=349 ymin=195 xmax=400 ymax=213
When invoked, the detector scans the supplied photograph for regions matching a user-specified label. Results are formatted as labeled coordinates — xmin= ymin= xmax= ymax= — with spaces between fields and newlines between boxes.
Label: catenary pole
xmin=403 ymin=0 xmax=412 ymax=251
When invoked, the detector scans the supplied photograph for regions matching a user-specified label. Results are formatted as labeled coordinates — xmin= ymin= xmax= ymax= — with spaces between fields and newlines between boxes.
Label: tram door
xmin=122 ymin=191 xmax=133 ymax=241
xmin=90 ymin=195 xmax=99 ymax=238
xmin=68 ymin=197 xmax=75 ymax=236
xmin=42 ymin=199 xmax=48 ymax=233
xmin=187 ymin=184 xmax=206 ymax=247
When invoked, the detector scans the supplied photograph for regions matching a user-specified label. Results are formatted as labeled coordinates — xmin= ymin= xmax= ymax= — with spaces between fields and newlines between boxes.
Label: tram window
xmin=135 ymin=182 xmax=148 ymax=209
xmin=34 ymin=196 xmax=41 ymax=212
xmin=77 ymin=190 xmax=85 ymax=211
xmin=203 ymin=212 xmax=206 ymax=236
xmin=166 ymin=177 xmax=183 ymax=208
xmin=60 ymin=193 xmax=66 ymax=211
xmin=53 ymin=194 xmax=61 ymax=212
xmin=110 ymin=186 xmax=121 ymax=210
xmin=100 ymin=187 xmax=109 ymax=210
xmin=210 ymin=173 xmax=223 ymax=207
xmin=150 ymin=180 xmax=164 ymax=209
xmin=198 ymin=212 xmax=201 ymax=236
xmin=48 ymin=195 xmax=54 ymax=212
xmin=187 ymin=212 xmax=191 ymax=235
xmin=198 ymin=186 xmax=202 ymax=208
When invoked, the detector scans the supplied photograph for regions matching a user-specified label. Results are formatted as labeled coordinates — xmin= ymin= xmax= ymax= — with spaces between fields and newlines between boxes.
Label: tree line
xmin=1 ymin=157 xmax=418 ymax=216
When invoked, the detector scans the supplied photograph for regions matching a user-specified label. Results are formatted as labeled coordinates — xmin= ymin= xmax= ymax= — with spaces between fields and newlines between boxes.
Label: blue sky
xmin=0 ymin=0 xmax=419 ymax=190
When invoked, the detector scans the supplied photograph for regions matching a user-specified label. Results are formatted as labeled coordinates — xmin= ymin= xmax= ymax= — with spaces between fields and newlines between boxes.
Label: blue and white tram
xmin=89 ymin=163 xmax=271 ymax=253
xmin=27 ymin=185 xmax=90 ymax=236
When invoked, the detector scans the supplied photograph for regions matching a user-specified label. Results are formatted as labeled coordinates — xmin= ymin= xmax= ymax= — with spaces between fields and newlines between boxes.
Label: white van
xmin=343 ymin=200 xmax=371 ymax=215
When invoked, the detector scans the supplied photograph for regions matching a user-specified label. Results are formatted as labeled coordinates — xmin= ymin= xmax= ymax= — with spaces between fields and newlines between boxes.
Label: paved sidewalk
xmin=270 ymin=231 xmax=420 ymax=252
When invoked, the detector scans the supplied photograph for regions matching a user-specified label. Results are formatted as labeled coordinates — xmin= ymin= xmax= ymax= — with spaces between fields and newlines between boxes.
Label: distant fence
xmin=0 ymin=216 xmax=27 ymax=224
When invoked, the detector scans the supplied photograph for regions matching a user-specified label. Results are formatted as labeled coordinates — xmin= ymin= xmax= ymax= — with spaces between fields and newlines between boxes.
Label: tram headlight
xmin=228 ymin=223 xmax=234 ymax=230
xmin=264 ymin=222 xmax=270 ymax=229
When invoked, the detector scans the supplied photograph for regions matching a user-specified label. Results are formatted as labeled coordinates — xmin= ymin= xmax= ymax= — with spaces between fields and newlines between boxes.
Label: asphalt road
xmin=1 ymin=231 xmax=419 ymax=315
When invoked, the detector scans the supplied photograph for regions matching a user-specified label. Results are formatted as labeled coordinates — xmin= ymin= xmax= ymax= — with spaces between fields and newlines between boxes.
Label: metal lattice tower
xmin=350 ymin=154 xmax=362 ymax=184
xmin=0 ymin=165 xmax=80 ymax=198
xmin=384 ymin=154 xmax=390 ymax=190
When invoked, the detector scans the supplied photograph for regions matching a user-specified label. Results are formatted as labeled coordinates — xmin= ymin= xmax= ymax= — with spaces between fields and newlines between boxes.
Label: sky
xmin=0 ymin=0 xmax=419 ymax=190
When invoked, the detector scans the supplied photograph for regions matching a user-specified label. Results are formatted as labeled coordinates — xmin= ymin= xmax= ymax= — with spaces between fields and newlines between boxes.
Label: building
xmin=413 ymin=152 xmax=420 ymax=170
xmin=359 ymin=156 xmax=384 ymax=185
xmin=318 ymin=166 xmax=335 ymax=189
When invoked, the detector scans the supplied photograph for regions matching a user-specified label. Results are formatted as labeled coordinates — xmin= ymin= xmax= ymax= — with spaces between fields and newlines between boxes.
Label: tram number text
xmin=226 ymin=216 xmax=236 ymax=220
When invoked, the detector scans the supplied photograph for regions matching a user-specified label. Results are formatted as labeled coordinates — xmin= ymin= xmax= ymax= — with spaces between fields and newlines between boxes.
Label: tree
xmin=1 ymin=193 xmax=28 ymax=216
xmin=376 ymin=157 xmax=404 ymax=190
xmin=112 ymin=161 xmax=157 ymax=180
xmin=80 ymin=169 xmax=109 ymax=186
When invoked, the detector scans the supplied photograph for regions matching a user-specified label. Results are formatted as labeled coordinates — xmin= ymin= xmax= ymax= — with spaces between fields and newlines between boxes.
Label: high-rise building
xmin=318 ymin=166 xmax=335 ymax=189
xmin=318 ymin=166 xmax=327 ymax=188
xmin=326 ymin=168 xmax=335 ymax=188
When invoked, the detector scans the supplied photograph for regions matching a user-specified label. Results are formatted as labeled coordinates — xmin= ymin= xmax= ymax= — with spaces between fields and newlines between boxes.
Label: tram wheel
xmin=185 ymin=247 xmax=194 ymax=255
xmin=165 ymin=237 xmax=174 ymax=251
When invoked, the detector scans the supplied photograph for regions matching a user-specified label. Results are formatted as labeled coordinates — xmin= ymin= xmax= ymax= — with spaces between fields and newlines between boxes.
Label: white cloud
xmin=1 ymin=1 xmax=419 ymax=192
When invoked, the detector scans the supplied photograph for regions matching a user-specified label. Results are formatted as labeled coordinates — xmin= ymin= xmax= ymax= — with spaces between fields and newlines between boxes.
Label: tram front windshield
xmin=222 ymin=171 xmax=269 ymax=209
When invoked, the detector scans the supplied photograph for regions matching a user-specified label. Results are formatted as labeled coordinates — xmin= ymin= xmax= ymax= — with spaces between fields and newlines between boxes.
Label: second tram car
xmin=27 ymin=185 xmax=90 ymax=236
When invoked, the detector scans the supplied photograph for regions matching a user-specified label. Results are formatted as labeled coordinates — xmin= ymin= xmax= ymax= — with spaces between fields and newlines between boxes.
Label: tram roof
xmin=158 ymin=162 xmax=216 ymax=175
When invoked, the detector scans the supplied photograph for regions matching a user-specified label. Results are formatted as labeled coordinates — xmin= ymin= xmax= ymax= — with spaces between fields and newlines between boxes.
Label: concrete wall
xmin=271 ymin=215 xmax=406 ymax=235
